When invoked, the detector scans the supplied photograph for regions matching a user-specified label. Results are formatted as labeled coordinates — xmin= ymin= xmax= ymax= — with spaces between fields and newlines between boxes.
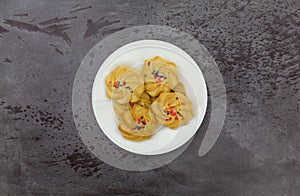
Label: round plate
xmin=92 ymin=40 xmax=207 ymax=155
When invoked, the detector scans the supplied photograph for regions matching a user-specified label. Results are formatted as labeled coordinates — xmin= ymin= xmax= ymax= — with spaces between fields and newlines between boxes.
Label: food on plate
xmin=150 ymin=95 xmax=158 ymax=103
xmin=105 ymin=56 xmax=194 ymax=141
xmin=136 ymin=92 xmax=152 ymax=109
xmin=151 ymin=92 xmax=194 ymax=129
xmin=117 ymin=103 xmax=159 ymax=141
xmin=171 ymin=82 xmax=186 ymax=96
xmin=142 ymin=56 xmax=179 ymax=97
xmin=113 ymin=102 xmax=130 ymax=120
xmin=105 ymin=66 xmax=144 ymax=104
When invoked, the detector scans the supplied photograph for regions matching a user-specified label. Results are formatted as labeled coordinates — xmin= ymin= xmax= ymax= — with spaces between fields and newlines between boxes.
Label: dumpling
xmin=151 ymin=92 xmax=193 ymax=129
xmin=142 ymin=56 xmax=179 ymax=97
xmin=105 ymin=66 xmax=145 ymax=104
xmin=118 ymin=104 xmax=159 ymax=141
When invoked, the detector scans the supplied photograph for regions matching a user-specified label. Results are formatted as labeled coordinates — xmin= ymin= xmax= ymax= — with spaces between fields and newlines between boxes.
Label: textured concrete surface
xmin=0 ymin=0 xmax=299 ymax=195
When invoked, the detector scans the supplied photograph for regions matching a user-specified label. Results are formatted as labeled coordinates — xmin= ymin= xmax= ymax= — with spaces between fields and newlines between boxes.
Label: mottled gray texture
xmin=0 ymin=0 xmax=299 ymax=195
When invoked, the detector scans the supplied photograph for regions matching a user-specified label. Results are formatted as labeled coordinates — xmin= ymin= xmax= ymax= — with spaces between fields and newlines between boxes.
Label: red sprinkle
xmin=175 ymin=116 xmax=178 ymax=120
xmin=114 ymin=81 xmax=119 ymax=87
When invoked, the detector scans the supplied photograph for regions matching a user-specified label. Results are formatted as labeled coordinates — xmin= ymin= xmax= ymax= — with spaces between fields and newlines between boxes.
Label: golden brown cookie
xmin=142 ymin=56 xmax=179 ymax=97
xmin=118 ymin=104 xmax=159 ymax=141
xmin=135 ymin=92 xmax=152 ymax=109
xmin=151 ymin=92 xmax=193 ymax=129
xmin=105 ymin=66 xmax=145 ymax=104
xmin=171 ymin=82 xmax=186 ymax=96
xmin=113 ymin=102 xmax=130 ymax=120
xmin=150 ymin=95 xmax=158 ymax=103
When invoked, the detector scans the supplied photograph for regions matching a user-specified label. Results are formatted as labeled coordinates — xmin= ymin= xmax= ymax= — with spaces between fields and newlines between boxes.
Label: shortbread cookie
xmin=118 ymin=104 xmax=159 ymax=141
xmin=171 ymin=82 xmax=186 ymax=96
xmin=142 ymin=56 xmax=179 ymax=97
xmin=136 ymin=92 xmax=152 ymax=109
xmin=151 ymin=92 xmax=193 ymax=129
xmin=105 ymin=66 xmax=144 ymax=104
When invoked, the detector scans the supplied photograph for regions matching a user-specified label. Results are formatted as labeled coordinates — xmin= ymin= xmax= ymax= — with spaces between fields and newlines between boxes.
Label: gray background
xmin=0 ymin=0 xmax=299 ymax=195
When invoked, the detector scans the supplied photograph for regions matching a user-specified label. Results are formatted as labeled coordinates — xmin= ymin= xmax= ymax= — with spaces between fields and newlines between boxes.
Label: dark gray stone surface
xmin=0 ymin=0 xmax=299 ymax=195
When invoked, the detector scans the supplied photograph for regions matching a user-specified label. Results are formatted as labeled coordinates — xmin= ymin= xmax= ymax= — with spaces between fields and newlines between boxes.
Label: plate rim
xmin=91 ymin=39 xmax=208 ymax=155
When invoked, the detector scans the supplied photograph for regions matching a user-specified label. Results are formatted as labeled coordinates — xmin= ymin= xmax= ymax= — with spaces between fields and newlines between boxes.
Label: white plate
xmin=92 ymin=40 xmax=207 ymax=155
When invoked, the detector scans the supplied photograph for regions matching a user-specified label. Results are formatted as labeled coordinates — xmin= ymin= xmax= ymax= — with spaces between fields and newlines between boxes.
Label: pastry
xmin=136 ymin=92 xmax=152 ymax=109
xmin=150 ymin=95 xmax=158 ymax=103
xmin=142 ymin=56 xmax=179 ymax=97
xmin=151 ymin=92 xmax=193 ymax=129
xmin=113 ymin=102 xmax=130 ymax=120
xmin=105 ymin=56 xmax=195 ymax=141
xmin=113 ymin=92 xmax=153 ymax=120
xmin=105 ymin=66 xmax=145 ymax=104
xmin=118 ymin=104 xmax=159 ymax=141
xmin=171 ymin=82 xmax=186 ymax=95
